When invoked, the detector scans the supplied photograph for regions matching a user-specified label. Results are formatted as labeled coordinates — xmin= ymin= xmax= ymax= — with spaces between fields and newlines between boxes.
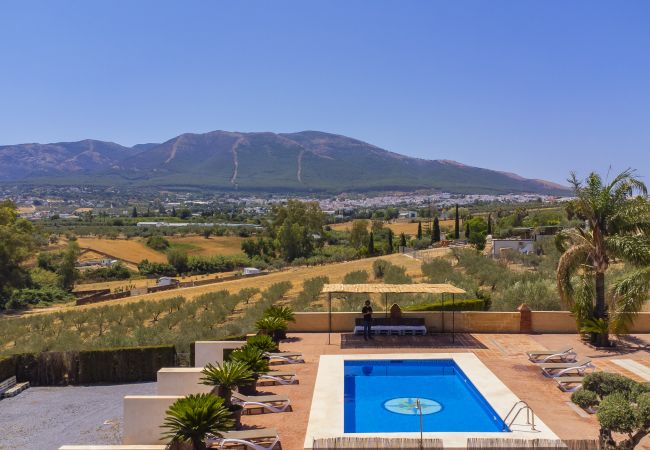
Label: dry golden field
xmin=35 ymin=251 xmax=450 ymax=315
xmin=167 ymin=235 xmax=244 ymax=257
xmin=331 ymin=220 xmax=456 ymax=235
xmin=73 ymin=271 xmax=239 ymax=292
xmin=76 ymin=237 xmax=167 ymax=264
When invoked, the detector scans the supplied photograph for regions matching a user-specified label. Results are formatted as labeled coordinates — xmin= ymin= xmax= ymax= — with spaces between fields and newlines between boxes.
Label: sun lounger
xmin=258 ymin=370 xmax=298 ymax=385
xmin=0 ymin=376 xmax=29 ymax=399
xmin=539 ymin=359 xmax=595 ymax=378
xmin=232 ymin=392 xmax=292 ymax=414
xmin=264 ymin=351 xmax=304 ymax=364
xmin=526 ymin=346 xmax=576 ymax=363
xmin=554 ymin=376 xmax=584 ymax=392
xmin=207 ymin=427 xmax=280 ymax=450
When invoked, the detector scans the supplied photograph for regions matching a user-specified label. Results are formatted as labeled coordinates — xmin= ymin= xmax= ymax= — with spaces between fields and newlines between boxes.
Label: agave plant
xmin=255 ymin=316 xmax=288 ymax=343
xmin=161 ymin=394 xmax=234 ymax=450
xmin=201 ymin=361 xmax=254 ymax=407
xmin=246 ymin=334 xmax=279 ymax=353
xmin=264 ymin=305 xmax=296 ymax=322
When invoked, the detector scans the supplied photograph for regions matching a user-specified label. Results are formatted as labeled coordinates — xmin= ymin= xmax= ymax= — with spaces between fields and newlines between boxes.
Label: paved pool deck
xmin=240 ymin=332 xmax=650 ymax=450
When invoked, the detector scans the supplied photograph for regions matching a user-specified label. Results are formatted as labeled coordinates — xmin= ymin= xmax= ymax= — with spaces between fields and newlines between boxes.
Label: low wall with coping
xmin=157 ymin=368 xmax=212 ymax=396
xmin=288 ymin=311 xmax=650 ymax=334
xmin=123 ymin=395 xmax=182 ymax=444
xmin=193 ymin=340 xmax=245 ymax=367
xmin=60 ymin=447 xmax=166 ymax=450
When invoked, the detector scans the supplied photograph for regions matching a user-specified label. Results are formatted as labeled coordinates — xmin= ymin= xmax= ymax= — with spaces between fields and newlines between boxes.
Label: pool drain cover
xmin=383 ymin=397 xmax=442 ymax=415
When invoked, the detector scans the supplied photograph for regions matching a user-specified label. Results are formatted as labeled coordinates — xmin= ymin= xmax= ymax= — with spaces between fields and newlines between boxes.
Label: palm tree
xmin=230 ymin=344 xmax=270 ymax=394
xmin=161 ymin=394 xmax=234 ymax=450
xmin=201 ymin=361 xmax=254 ymax=407
xmin=556 ymin=169 xmax=650 ymax=347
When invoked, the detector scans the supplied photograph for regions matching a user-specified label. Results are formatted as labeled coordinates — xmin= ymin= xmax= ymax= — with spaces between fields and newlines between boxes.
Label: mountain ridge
xmin=0 ymin=130 xmax=569 ymax=194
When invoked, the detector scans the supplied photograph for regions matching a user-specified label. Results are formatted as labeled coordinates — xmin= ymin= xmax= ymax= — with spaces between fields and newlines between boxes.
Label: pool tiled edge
xmin=304 ymin=353 xmax=559 ymax=450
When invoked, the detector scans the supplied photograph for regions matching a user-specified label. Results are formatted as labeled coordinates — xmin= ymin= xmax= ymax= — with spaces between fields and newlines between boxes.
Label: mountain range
xmin=0 ymin=130 xmax=568 ymax=194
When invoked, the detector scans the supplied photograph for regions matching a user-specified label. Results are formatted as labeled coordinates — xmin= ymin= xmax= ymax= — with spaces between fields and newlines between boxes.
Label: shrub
xmin=146 ymin=235 xmax=170 ymax=251
xmin=372 ymin=259 xmax=390 ymax=279
xmin=571 ymin=389 xmax=599 ymax=410
xmin=81 ymin=262 xmax=132 ymax=282
xmin=292 ymin=276 xmax=328 ymax=311
xmin=138 ymin=259 xmax=177 ymax=277
xmin=404 ymin=298 xmax=489 ymax=311
xmin=77 ymin=345 xmax=176 ymax=383
xmin=582 ymin=372 xmax=636 ymax=399
xmin=8 ymin=286 xmax=73 ymax=309
xmin=167 ymin=249 xmax=189 ymax=274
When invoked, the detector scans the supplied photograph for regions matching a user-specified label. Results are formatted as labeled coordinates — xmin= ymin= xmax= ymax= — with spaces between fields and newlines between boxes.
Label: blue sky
xmin=1 ymin=1 xmax=649 ymax=184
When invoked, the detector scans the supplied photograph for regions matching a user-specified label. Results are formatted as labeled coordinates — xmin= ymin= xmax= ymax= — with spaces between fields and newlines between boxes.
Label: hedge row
xmin=0 ymin=356 xmax=15 ymax=381
xmin=4 ymin=345 xmax=176 ymax=386
xmin=404 ymin=298 xmax=489 ymax=312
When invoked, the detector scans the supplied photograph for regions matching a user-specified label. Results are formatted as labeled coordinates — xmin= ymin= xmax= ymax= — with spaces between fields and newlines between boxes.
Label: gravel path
xmin=0 ymin=382 xmax=156 ymax=450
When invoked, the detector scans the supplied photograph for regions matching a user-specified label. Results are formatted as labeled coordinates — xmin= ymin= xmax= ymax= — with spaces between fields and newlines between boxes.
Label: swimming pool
xmin=344 ymin=359 xmax=507 ymax=433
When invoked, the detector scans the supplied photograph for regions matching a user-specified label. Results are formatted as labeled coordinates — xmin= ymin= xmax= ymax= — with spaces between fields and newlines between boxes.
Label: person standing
xmin=362 ymin=300 xmax=373 ymax=340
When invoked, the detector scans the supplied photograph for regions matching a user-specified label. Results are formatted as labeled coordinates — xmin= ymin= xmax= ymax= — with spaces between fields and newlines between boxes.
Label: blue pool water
xmin=344 ymin=359 xmax=508 ymax=433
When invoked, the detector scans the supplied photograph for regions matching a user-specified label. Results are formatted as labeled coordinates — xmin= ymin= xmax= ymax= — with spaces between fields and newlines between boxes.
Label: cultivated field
xmin=35 ymin=251 xmax=449 ymax=315
xmin=331 ymin=219 xmax=456 ymax=235
xmin=167 ymin=235 xmax=244 ymax=257
xmin=76 ymin=237 xmax=167 ymax=264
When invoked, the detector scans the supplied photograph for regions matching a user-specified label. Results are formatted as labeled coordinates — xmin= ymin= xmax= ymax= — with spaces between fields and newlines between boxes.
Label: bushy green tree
xmin=0 ymin=201 xmax=37 ymax=309
xmin=270 ymin=200 xmax=324 ymax=261
xmin=58 ymin=240 xmax=80 ymax=291
xmin=349 ymin=219 xmax=369 ymax=250
xmin=167 ymin=248 xmax=189 ymax=274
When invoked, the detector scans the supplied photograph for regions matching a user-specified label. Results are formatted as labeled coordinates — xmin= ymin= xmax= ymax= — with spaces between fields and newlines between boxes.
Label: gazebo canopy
xmin=322 ymin=283 xmax=466 ymax=295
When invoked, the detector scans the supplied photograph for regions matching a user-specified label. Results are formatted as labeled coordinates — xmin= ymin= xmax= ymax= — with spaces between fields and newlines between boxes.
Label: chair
xmin=232 ymin=391 xmax=292 ymax=414
xmin=264 ymin=351 xmax=304 ymax=364
xmin=526 ymin=346 xmax=577 ymax=363
xmin=539 ymin=359 xmax=595 ymax=378
xmin=554 ymin=376 xmax=584 ymax=392
xmin=258 ymin=370 xmax=298 ymax=385
xmin=207 ymin=427 xmax=280 ymax=450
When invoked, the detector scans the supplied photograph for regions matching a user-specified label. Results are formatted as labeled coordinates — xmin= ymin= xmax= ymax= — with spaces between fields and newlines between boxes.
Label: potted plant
xmin=255 ymin=316 xmax=288 ymax=344
xmin=161 ymin=393 xmax=234 ymax=450
xmin=263 ymin=305 xmax=295 ymax=339
xmin=230 ymin=344 xmax=270 ymax=395
xmin=201 ymin=360 xmax=253 ymax=429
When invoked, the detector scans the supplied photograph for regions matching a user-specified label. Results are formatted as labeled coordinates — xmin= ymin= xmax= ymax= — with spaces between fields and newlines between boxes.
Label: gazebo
xmin=321 ymin=283 xmax=467 ymax=344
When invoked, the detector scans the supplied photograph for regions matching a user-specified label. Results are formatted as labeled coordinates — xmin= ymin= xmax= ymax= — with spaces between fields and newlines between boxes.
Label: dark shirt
xmin=362 ymin=305 xmax=373 ymax=321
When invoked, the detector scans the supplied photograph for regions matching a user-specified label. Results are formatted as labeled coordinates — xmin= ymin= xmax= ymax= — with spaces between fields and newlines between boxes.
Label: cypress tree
xmin=417 ymin=221 xmax=422 ymax=240
xmin=487 ymin=213 xmax=492 ymax=235
xmin=368 ymin=231 xmax=375 ymax=255
xmin=399 ymin=232 xmax=407 ymax=248
xmin=387 ymin=229 xmax=394 ymax=253
xmin=171 ymin=206 xmax=177 ymax=217
xmin=465 ymin=222 xmax=470 ymax=239
xmin=454 ymin=204 xmax=460 ymax=239
xmin=131 ymin=206 xmax=138 ymax=218
xmin=432 ymin=217 xmax=441 ymax=242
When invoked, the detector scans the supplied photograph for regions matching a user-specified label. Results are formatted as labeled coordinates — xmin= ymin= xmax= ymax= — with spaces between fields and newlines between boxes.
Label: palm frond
xmin=556 ymin=242 xmax=592 ymax=308
xmin=605 ymin=235 xmax=650 ymax=267
xmin=610 ymin=267 xmax=650 ymax=334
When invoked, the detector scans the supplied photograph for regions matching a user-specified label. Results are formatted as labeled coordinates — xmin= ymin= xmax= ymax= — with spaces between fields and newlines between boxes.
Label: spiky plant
xmin=263 ymin=305 xmax=295 ymax=322
xmin=161 ymin=394 xmax=234 ymax=450
xmin=246 ymin=334 xmax=279 ymax=353
xmin=230 ymin=344 xmax=270 ymax=374
xmin=556 ymin=169 xmax=650 ymax=346
xmin=200 ymin=361 xmax=254 ymax=407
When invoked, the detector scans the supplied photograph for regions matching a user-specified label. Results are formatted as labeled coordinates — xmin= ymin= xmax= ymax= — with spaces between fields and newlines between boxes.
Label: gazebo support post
xmin=452 ymin=293 xmax=455 ymax=343
xmin=328 ymin=292 xmax=332 ymax=345
xmin=440 ymin=293 xmax=445 ymax=333
xmin=385 ymin=293 xmax=388 ymax=318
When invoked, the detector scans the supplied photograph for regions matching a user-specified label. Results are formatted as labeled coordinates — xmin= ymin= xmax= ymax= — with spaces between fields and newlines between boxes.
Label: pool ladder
xmin=503 ymin=400 xmax=537 ymax=432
